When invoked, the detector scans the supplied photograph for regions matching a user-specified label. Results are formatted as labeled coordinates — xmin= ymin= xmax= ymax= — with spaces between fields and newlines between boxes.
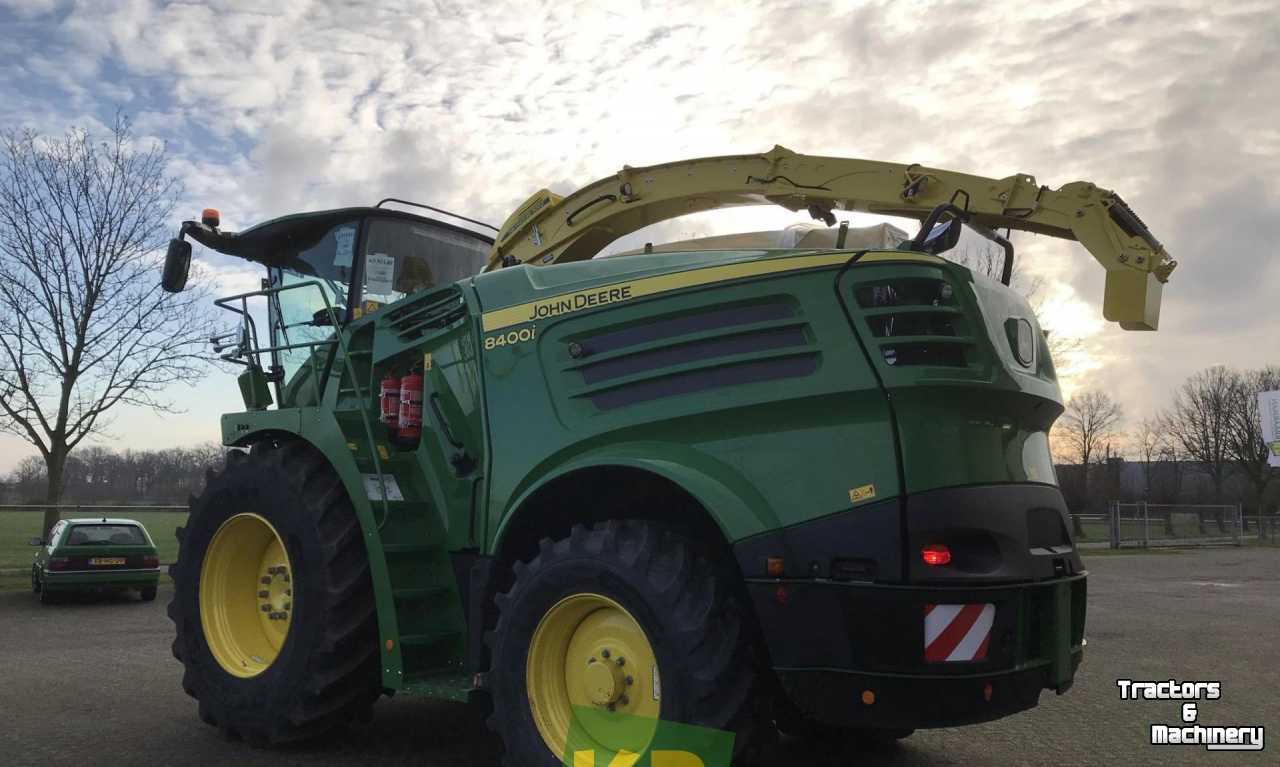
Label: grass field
xmin=0 ymin=511 xmax=188 ymax=571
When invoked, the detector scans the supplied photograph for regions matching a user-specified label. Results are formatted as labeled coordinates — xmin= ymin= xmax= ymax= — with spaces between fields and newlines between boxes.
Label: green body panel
xmin=834 ymin=262 xmax=1063 ymax=493
xmin=480 ymin=257 xmax=900 ymax=543
xmin=219 ymin=246 xmax=1063 ymax=695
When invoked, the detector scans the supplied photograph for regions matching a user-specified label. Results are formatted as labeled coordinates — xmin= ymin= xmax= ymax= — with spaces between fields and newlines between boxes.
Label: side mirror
xmin=310 ymin=308 xmax=335 ymax=327
xmin=28 ymin=537 xmax=43 ymax=546
xmin=161 ymin=238 xmax=192 ymax=293
xmin=919 ymin=217 xmax=963 ymax=255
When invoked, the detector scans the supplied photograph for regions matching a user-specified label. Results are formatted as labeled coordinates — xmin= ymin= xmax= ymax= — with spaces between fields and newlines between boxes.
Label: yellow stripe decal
xmin=480 ymin=251 xmax=941 ymax=332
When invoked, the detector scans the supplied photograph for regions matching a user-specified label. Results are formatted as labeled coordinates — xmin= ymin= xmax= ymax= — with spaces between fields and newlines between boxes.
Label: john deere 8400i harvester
xmin=160 ymin=146 xmax=1173 ymax=764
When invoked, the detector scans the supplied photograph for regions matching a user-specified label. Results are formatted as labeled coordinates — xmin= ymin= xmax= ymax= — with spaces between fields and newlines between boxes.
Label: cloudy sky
xmin=1 ymin=0 xmax=1277 ymax=473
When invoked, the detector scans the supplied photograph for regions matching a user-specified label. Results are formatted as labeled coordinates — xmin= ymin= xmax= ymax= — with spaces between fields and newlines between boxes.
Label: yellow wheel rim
xmin=527 ymin=593 xmax=661 ymax=759
xmin=199 ymin=513 xmax=293 ymax=678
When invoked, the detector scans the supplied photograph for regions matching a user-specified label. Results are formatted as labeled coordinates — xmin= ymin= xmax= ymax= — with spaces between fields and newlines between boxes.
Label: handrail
xmin=210 ymin=280 xmax=392 ymax=528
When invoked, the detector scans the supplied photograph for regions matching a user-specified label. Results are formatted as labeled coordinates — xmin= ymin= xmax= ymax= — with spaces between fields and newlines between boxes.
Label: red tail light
xmin=921 ymin=544 xmax=952 ymax=567
xmin=48 ymin=557 xmax=70 ymax=571
xmin=143 ymin=555 xmax=160 ymax=568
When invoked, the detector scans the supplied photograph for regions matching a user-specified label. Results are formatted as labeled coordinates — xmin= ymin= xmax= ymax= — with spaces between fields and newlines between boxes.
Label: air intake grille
xmin=852 ymin=277 xmax=974 ymax=369
xmin=564 ymin=299 xmax=817 ymax=410
xmin=385 ymin=287 xmax=467 ymax=341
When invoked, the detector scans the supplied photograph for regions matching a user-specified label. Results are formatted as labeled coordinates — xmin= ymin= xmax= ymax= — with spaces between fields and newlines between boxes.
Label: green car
xmin=29 ymin=518 xmax=162 ymax=604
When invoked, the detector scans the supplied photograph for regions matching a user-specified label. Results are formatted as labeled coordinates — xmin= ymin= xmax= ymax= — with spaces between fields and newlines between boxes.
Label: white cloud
xmin=2 ymin=0 xmax=1278 ymax=472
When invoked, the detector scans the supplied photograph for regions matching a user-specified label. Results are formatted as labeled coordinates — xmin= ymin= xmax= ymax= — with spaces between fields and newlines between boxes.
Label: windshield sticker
xmin=365 ymin=253 xmax=395 ymax=295
xmin=333 ymin=226 xmax=355 ymax=267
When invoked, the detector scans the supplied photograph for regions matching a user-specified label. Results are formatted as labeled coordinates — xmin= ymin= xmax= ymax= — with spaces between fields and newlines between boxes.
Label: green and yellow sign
xmin=563 ymin=707 xmax=735 ymax=767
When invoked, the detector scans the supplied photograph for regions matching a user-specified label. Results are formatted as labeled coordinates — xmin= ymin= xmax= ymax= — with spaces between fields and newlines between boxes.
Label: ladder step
xmin=383 ymin=543 xmax=439 ymax=555
xmin=400 ymin=629 xmax=463 ymax=647
xmin=393 ymin=586 xmax=450 ymax=601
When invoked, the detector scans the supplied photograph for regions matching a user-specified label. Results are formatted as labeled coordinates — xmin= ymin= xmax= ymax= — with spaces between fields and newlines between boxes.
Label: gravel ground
xmin=1 ymin=548 xmax=1275 ymax=766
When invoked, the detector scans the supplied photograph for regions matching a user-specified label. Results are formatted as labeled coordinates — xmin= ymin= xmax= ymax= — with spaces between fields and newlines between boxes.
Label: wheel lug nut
xmin=620 ymin=695 xmax=629 ymax=706
xmin=615 ymin=657 xmax=625 ymax=667
xmin=260 ymin=577 xmax=272 ymax=585
xmin=625 ymin=676 xmax=634 ymax=686
xmin=601 ymin=649 xmax=610 ymax=659
xmin=261 ymin=605 xmax=271 ymax=612
xmin=258 ymin=590 xmax=269 ymax=598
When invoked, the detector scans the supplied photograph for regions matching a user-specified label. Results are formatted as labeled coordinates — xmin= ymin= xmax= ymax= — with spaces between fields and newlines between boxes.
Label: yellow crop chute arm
xmin=486 ymin=146 xmax=1175 ymax=330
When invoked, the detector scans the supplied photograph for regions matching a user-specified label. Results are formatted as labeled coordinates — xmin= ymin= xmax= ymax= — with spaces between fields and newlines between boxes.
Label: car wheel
xmin=169 ymin=441 xmax=380 ymax=745
xmin=38 ymin=581 xmax=56 ymax=605
xmin=31 ymin=569 xmax=39 ymax=593
xmin=487 ymin=520 xmax=762 ymax=766
xmin=141 ymin=585 xmax=158 ymax=602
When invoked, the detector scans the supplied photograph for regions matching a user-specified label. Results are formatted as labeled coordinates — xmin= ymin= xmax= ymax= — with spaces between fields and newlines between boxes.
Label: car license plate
xmin=89 ymin=557 xmax=126 ymax=566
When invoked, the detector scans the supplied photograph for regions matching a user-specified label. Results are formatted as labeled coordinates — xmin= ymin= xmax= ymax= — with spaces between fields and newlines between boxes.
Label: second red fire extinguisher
xmin=398 ymin=369 xmax=423 ymax=445
xmin=380 ymin=373 xmax=400 ymax=433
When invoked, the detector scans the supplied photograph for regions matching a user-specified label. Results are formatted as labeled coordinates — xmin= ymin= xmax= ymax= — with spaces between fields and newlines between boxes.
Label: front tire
xmin=168 ymin=442 xmax=381 ymax=745
xmin=140 ymin=585 xmax=157 ymax=602
xmin=487 ymin=520 xmax=760 ymax=766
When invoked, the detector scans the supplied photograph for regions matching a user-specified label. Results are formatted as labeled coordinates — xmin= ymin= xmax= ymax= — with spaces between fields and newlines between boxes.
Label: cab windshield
xmin=269 ymin=216 xmax=490 ymax=388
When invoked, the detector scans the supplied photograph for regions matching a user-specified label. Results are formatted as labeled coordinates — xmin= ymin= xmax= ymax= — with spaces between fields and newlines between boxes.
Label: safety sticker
xmin=365 ymin=253 xmax=395 ymax=295
xmin=333 ymin=226 xmax=355 ymax=267
xmin=924 ymin=603 xmax=995 ymax=662
xmin=362 ymin=474 xmax=404 ymax=502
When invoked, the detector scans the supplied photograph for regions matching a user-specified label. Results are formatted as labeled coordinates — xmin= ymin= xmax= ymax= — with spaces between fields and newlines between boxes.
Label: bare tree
xmin=1227 ymin=366 xmax=1280 ymax=520
xmin=1166 ymin=366 xmax=1236 ymax=503
xmin=0 ymin=116 xmax=215 ymax=537
xmin=1132 ymin=416 xmax=1162 ymax=500
xmin=1131 ymin=415 xmax=1180 ymax=534
xmin=1165 ymin=366 xmax=1240 ymax=532
xmin=1057 ymin=391 xmax=1124 ymax=528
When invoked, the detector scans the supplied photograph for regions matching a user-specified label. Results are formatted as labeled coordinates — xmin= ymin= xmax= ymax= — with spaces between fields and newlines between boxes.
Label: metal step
xmin=393 ymin=586 xmax=450 ymax=601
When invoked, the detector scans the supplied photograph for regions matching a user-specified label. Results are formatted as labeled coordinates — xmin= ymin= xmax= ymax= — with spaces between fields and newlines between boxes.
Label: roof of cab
xmin=63 ymin=518 xmax=148 ymax=526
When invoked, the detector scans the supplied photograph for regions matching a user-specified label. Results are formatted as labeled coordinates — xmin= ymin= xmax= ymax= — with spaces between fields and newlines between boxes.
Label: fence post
xmin=1235 ymin=504 xmax=1243 ymax=546
xmin=1109 ymin=501 xmax=1120 ymax=549
xmin=1141 ymin=501 xmax=1150 ymax=548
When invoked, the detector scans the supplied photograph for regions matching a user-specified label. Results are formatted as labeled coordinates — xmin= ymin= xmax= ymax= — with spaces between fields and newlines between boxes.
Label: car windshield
xmin=65 ymin=525 xmax=147 ymax=546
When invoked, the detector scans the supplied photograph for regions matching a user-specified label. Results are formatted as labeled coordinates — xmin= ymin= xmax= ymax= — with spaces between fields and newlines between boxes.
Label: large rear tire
xmin=487 ymin=520 xmax=761 ymax=766
xmin=168 ymin=441 xmax=381 ymax=745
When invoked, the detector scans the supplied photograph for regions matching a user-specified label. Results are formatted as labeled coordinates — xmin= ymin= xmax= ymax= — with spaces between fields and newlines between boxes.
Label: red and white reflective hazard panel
xmin=924 ymin=603 xmax=995 ymax=663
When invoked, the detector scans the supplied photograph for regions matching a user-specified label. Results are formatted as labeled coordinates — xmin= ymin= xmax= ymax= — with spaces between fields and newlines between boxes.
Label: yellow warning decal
xmin=848 ymin=484 xmax=877 ymax=504
xmin=480 ymin=251 xmax=942 ymax=332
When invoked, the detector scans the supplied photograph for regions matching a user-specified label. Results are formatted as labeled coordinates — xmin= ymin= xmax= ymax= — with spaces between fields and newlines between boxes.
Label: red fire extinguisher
xmin=398 ymin=369 xmax=424 ymax=445
xmin=379 ymin=373 xmax=400 ymax=433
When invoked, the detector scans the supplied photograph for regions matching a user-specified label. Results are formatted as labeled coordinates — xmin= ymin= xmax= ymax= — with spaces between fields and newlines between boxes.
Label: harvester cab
xmin=162 ymin=146 xmax=1171 ymax=765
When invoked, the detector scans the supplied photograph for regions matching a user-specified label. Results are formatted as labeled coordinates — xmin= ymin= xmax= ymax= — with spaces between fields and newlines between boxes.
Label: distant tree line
xmin=2 ymin=443 xmax=223 ymax=505
xmin=1054 ymin=364 xmax=1280 ymax=526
